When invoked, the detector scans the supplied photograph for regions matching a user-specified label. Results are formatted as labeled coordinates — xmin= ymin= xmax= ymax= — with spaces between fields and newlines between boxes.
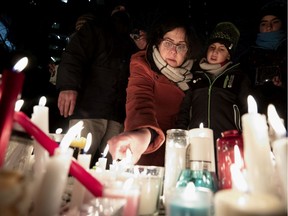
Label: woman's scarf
xmin=199 ymin=58 xmax=232 ymax=78
xmin=256 ymin=30 xmax=286 ymax=50
xmin=152 ymin=46 xmax=193 ymax=91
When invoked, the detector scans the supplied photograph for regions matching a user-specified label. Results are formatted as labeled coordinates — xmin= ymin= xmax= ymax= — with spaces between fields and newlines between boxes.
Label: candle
xmin=51 ymin=128 xmax=64 ymax=143
xmin=163 ymin=129 xmax=189 ymax=202
xmin=0 ymin=57 xmax=27 ymax=166
xmin=70 ymin=133 xmax=92 ymax=210
xmin=214 ymin=141 xmax=286 ymax=216
xmin=103 ymin=178 xmax=140 ymax=216
xmin=96 ymin=145 xmax=109 ymax=171
xmin=32 ymin=147 xmax=74 ymax=216
xmin=273 ymin=137 xmax=288 ymax=209
xmin=188 ymin=124 xmax=216 ymax=172
xmin=216 ymin=130 xmax=244 ymax=190
xmin=13 ymin=112 xmax=103 ymax=197
xmin=131 ymin=165 xmax=164 ymax=215
xmin=214 ymin=190 xmax=286 ymax=216
xmin=166 ymin=182 xmax=213 ymax=216
xmin=241 ymin=95 xmax=275 ymax=194
xmin=31 ymin=96 xmax=50 ymax=198
xmin=31 ymin=96 xmax=49 ymax=134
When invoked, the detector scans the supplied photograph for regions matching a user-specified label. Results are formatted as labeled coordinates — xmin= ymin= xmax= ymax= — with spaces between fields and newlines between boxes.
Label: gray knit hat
xmin=208 ymin=22 xmax=240 ymax=56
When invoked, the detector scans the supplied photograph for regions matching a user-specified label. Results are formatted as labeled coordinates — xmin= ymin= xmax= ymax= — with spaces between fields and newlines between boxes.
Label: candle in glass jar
xmin=104 ymin=179 xmax=140 ymax=216
xmin=188 ymin=124 xmax=215 ymax=173
xmin=216 ymin=130 xmax=243 ymax=190
xmin=166 ymin=182 xmax=213 ymax=216
xmin=163 ymin=129 xmax=189 ymax=202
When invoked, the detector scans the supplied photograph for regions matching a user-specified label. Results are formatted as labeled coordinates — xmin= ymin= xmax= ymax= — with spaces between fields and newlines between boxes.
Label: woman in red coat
xmin=108 ymin=14 xmax=199 ymax=166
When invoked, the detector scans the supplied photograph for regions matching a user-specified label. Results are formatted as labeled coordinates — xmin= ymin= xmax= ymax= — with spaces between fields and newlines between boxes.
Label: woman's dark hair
xmin=145 ymin=14 xmax=200 ymax=72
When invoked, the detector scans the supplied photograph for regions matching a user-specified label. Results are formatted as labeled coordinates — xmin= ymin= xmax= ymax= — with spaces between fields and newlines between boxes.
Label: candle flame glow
xmin=60 ymin=121 xmax=83 ymax=152
xmin=231 ymin=145 xmax=248 ymax=192
xmin=267 ymin=104 xmax=286 ymax=138
xmin=13 ymin=57 xmax=28 ymax=72
xmin=39 ymin=96 xmax=47 ymax=106
xmin=199 ymin=123 xmax=204 ymax=128
xmin=234 ymin=145 xmax=244 ymax=169
xmin=247 ymin=95 xmax=257 ymax=114
xmin=55 ymin=128 xmax=63 ymax=134
xmin=102 ymin=145 xmax=109 ymax=157
xmin=15 ymin=99 xmax=24 ymax=111
xmin=84 ymin=132 xmax=92 ymax=153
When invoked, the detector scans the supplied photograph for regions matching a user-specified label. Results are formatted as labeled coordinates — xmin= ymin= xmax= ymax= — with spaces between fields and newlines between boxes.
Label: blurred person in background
xmin=56 ymin=5 xmax=139 ymax=167
xmin=240 ymin=0 xmax=287 ymax=126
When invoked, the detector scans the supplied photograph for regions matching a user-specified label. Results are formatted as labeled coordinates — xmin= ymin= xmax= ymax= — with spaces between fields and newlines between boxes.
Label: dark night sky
xmin=0 ymin=0 xmax=282 ymax=62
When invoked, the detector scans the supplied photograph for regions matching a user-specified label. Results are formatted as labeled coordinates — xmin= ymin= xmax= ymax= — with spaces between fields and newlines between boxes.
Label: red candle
xmin=14 ymin=111 xmax=103 ymax=197
xmin=0 ymin=69 xmax=25 ymax=166
xmin=216 ymin=130 xmax=244 ymax=190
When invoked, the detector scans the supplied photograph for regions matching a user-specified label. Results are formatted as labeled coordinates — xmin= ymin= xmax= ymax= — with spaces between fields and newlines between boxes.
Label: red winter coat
xmin=124 ymin=50 xmax=186 ymax=166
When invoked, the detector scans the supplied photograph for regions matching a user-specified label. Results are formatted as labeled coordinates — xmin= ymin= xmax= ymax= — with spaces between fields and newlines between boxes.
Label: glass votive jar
xmin=126 ymin=165 xmax=165 ymax=215
xmin=166 ymin=183 xmax=214 ymax=216
xmin=79 ymin=197 xmax=127 ymax=216
xmin=164 ymin=129 xmax=189 ymax=201
xmin=103 ymin=179 xmax=140 ymax=216
xmin=216 ymin=130 xmax=243 ymax=190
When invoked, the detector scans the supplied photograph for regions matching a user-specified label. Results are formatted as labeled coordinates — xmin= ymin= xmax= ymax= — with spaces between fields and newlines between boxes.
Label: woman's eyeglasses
xmin=161 ymin=40 xmax=188 ymax=54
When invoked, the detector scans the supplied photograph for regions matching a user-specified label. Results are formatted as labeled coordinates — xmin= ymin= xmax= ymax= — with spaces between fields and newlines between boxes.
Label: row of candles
xmin=0 ymin=58 xmax=287 ymax=215
xmin=0 ymin=58 xmax=105 ymax=215
xmin=163 ymin=95 xmax=287 ymax=215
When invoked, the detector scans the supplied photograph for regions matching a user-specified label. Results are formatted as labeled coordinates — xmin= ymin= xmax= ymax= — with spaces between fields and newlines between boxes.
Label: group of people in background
xmin=0 ymin=0 xmax=286 ymax=176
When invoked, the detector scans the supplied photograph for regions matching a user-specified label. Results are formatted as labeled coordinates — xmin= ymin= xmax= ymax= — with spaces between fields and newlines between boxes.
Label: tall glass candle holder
xmin=216 ymin=130 xmax=243 ymax=190
xmin=163 ymin=129 xmax=189 ymax=203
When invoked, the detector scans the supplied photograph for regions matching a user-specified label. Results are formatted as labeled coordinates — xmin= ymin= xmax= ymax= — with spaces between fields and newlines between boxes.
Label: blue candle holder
xmin=166 ymin=185 xmax=213 ymax=216
xmin=176 ymin=169 xmax=218 ymax=193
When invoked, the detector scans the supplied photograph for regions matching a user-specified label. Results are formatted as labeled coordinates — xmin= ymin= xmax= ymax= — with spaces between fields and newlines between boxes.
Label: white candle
xmin=70 ymin=133 xmax=92 ymax=210
xmin=273 ymin=137 xmax=288 ymax=209
xmin=241 ymin=95 xmax=275 ymax=194
xmin=214 ymin=190 xmax=286 ymax=216
xmin=31 ymin=97 xmax=50 ymax=200
xmin=32 ymin=148 xmax=73 ymax=216
xmin=188 ymin=125 xmax=216 ymax=172
xmin=130 ymin=165 xmax=164 ymax=215
xmin=31 ymin=96 xmax=49 ymax=134
xmin=96 ymin=145 xmax=109 ymax=171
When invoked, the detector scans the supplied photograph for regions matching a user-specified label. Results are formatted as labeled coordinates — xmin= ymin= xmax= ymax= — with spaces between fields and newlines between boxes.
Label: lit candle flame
xmin=267 ymin=104 xmax=286 ymax=138
xmin=199 ymin=123 xmax=204 ymax=128
xmin=15 ymin=99 xmax=24 ymax=111
xmin=13 ymin=57 xmax=28 ymax=72
xmin=60 ymin=121 xmax=83 ymax=152
xmin=247 ymin=95 xmax=257 ymax=114
xmin=102 ymin=145 xmax=109 ymax=157
xmin=55 ymin=128 xmax=63 ymax=134
xmin=84 ymin=132 xmax=92 ymax=153
xmin=39 ymin=96 xmax=47 ymax=106
xmin=231 ymin=145 xmax=248 ymax=192
xmin=234 ymin=145 xmax=244 ymax=169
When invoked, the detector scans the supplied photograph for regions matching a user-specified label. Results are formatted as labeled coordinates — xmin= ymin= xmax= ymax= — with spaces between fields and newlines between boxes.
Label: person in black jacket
xmin=56 ymin=6 xmax=138 ymax=167
xmin=176 ymin=22 xmax=251 ymax=144
xmin=239 ymin=0 xmax=287 ymax=127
